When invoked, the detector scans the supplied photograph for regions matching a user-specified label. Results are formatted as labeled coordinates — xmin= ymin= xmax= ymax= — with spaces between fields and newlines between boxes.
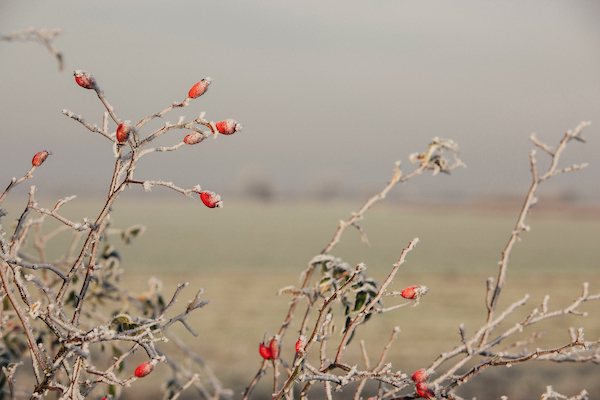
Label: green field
xmin=3 ymin=196 xmax=599 ymax=399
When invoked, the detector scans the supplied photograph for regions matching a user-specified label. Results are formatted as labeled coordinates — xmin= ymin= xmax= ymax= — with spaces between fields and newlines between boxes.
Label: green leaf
xmin=354 ymin=291 xmax=368 ymax=312
xmin=112 ymin=314 xmax=133 ymax=325
xmin=121 ymin=224 xmax=146 ymax=245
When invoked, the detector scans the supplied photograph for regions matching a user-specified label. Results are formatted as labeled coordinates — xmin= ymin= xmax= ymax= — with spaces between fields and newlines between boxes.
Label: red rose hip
xmin=32 ymin=150 xmax=51 ymax=167
xmin=188 ymin=78 xmax=211 ymax=99
xmin=116 ymin=122 xmax=131 ymax=143
xmin=134 ymin=362 xmax=154 ymax=378
xmin=416 ymin=382 xmax=435 ymax=399
xmin=200 ymin=191 xmax=223 ymax=208
xmin=183 ymin=132 xmax=205 ymax=145
xmin=259 ymin=343 xmax=272 ymax=360
xmin=269 ymin=338 xmax=280 ymax=360
xmin=215 ymin=119 xmax=242 ymax=135
xmin=401 ymin=285 xmax=429 ymax=300
xmin=295 ymin=335 xmax=307 ymax=355
xmin=411 ymin=368 xmax=431 ymax=383
xmin=74 ymin=70 xmax=96 ymax=89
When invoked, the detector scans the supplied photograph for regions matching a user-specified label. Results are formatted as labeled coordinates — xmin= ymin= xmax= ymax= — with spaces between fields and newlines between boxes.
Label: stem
xmin=321 ymin=162 xmax=421 ymax=255
xmin=0 ymin=261 xmax=47 ymax=377
xmin=334 ymin=238 xmax=419 ymax=364
xmin=273 ymin=265 xmax=366 ymax=400
xmin=481 ymin=123 xmax=589 ymax=346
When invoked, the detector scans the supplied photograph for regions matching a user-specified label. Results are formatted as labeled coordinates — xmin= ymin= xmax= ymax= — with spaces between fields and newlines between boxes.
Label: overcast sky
xmin=1 ymin=1 xmax=599 ymax=204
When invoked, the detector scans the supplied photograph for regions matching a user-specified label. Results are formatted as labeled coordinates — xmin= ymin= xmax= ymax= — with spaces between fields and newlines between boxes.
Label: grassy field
xmin=3 ymin=196 xmax=599 ymax=399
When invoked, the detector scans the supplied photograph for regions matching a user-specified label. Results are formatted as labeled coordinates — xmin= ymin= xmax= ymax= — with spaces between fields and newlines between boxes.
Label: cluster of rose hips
xmin=259 ymin=335 xmax=308 ymax=359
xmin=411 ymin=368 xmax=435 ymax=399
xmin=71 ymin=71 xmax=246 ymax=397
xmin=22 ymin=72 xmax=246 ymax=398
xmin=74 ymin=71 xmax=242 ymax=209
xmin=74 ymin=71 xmax=241 ymax=143
xmin=258 ymin=338 xmax=280 ymax=360
xmin=404 ymin=287 xmax=435 ymax=398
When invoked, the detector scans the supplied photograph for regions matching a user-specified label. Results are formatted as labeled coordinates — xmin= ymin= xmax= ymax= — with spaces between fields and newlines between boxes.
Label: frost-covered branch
xmin=483 ymin=122 xmax=591 ymax=344
xmin=0 ymin=27 xmax=64 ymax=70
xmin=1 ymin=70 xmax=241 ymax=399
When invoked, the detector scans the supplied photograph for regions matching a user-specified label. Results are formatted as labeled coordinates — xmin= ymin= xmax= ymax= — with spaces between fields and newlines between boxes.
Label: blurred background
xmin=1 ymin=1 xmax=599 ymax=399
xmin=1 ymin=0 xmax=600 ymax=203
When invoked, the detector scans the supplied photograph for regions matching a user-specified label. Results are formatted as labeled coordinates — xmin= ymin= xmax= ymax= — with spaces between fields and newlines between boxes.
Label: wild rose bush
xmin=242 ymin=122 xmax=598 ymax=400
xmin=0 ymin=71 xmax=237 ymax=400
xmin=1 ymin=32 xmax=599 ymax=399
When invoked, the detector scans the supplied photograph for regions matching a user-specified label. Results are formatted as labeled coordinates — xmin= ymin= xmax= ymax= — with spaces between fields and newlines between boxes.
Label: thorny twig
xmin=483 ymin=122 xmax=590 ymax=343
xmin=321 ymin=137 xmax=463 ymax=256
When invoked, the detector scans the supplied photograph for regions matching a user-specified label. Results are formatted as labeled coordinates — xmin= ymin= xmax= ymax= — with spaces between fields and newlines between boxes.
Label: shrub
xmin=0 ymin=71 xmax=236 ymax=399
xmin=1 ymin=30 xmax=598 ymax=399
xmin=242 ymin=122 xmax=598 ymax=400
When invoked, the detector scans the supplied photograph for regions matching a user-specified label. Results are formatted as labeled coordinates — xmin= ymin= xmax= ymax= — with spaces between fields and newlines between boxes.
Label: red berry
xmin=411 ymin=368 xmax=430 ymax=383
xmin=295 ymin=335 xmax=307 ymax=355
xmin=401 ymin=286 xmax=418 ymax=299
xmin=269 ymin=338 xmax=280 ymax=360
xmin=116 ymin=122 xmax=130 ymax=143
xmin=134 ymin=362 xmax=154 ymax=378
xmin=200 ymin=191 xmax=223 ymax=208
xmin=188 ymin=78 xmax=211 ymax=99
xmin=32 ymin=150 xmax=51 ymax=167
xmin=401 ymin=285 xmax=429 ymax=300
xmin=259 ymin=343 xmax=272 ymax=360
xmin=416 ymin=382 xmax=435 ymax=399
xmin=74 ymin=70 xmax=95 ymax=89
xmin=183 ymin=132 xmax=205 ymax=145
xmin=215 ymin=119 xmax=242 ymax=135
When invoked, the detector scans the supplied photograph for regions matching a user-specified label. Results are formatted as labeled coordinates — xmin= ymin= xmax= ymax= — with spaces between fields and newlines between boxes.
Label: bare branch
xmin=1 ymin=28 xmax=64 ymax=70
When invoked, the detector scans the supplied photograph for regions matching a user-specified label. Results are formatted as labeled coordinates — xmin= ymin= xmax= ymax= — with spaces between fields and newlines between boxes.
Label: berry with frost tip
xmin=259 ymin=343 xmax=272 ymax=360
xmin=295 ymin=335 xmax=307 ymax=355
xmin=32 ymin=150 xmax=51 ymax=167
xmin=269 ymin=338 xmax=280 ymax=360
xmin=401 ymin=285 xmax=429 ymax=300
xmin=200 ymin=191 xmax=223 ymax=208
xmin=74 ymin=70 xmax=95 ymax=89
xmin=183 ymin=132 xmax=205 ymax=145
xmin=116 ymin=122 xmax=131 ymax=143
xmin=134 ymin=362 xmax=154 ymax=378
xmin=416 ymin=382 xmax=435 ymax=399
xmin=411 ymin=368 xmax=431 ymax=383
xmin=188 ymin=78 xmax=211 ymax=99
xmin=215 ymin=119 xmax=242 ymax=135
